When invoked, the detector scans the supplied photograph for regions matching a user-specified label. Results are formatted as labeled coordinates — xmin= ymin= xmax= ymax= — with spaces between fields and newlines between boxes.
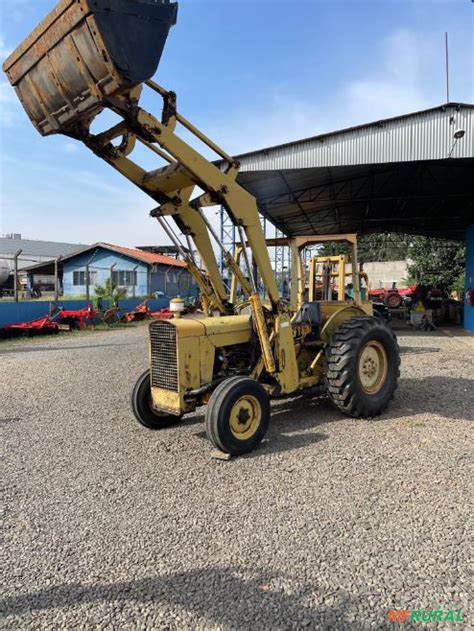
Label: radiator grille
xmin=149 ymin=321 xmax=178 ymax=391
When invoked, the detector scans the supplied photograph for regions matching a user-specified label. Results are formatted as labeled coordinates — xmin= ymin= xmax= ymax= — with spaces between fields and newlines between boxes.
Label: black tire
xmin=205 ymin=376 xmax=270 ymax=456
xmin=131 ymin=369 xmax=182 ymax=429
xmin=325 ymin=316 xmax=400 ymax=418
xmin=385 ymin=292 xmax=402 ymax=309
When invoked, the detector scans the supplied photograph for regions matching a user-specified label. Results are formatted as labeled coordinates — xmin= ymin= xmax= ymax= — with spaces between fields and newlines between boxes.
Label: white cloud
xmin=0 ymin=80 xmax=16 ymax=104
xmin=206 ymin=27 xmax=466 ymax=155
xmin=1 ymin=24 xmax=472 ymax=245
xmin=0 ymin=1 xmax=33 ymax=24
xmin=62 ymin=142 xmax=80 ymax=154
xmin=0 ymin=36 xmax=23 ymax=128
xmin=0 ymin=80 xmax=20 ymax=128
xmin=0 ymin=35 xmax=12 ymax=59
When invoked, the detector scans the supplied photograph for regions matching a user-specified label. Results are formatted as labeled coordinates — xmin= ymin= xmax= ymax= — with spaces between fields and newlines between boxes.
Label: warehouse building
xmin=0 ymin=234 xmax=87 ymax=297
xmin=0 ymin=234 xmax=86 ymax=269
xmin=227 ymin=102 xmax=474 ymax=330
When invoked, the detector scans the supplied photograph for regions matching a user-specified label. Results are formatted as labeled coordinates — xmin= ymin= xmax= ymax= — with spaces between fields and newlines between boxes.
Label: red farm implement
xmin=58 ymin=303 xmax=97 ymax=330
xmin=121 ymin=300 xmax=151 ymax=323
xmin=4 ymin=312 xmax=67 ymax=337
xmin=150 ymin=307 xmax=173 ymax=320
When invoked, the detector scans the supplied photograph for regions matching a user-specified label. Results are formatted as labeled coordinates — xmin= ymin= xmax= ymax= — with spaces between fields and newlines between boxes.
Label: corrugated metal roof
xmin=0 ymin=237 xmax=87 ymax=258
xmin=235 ymin=103 xmax=474 ymax=171
xmin=239 ymin=158 xmax=473 ymax=240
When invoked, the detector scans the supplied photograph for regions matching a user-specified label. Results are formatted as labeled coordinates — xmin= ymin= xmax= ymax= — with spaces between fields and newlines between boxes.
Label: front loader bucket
xmin=3 ymin=0 xmax=178 ymax=136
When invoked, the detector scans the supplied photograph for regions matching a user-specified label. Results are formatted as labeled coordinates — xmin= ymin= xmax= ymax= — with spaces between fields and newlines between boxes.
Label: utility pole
xmin=445 ymin=32 xmax=450 ymax=103
xmin=85 ymin=264 xmax=90 ymax=301
xmin=132 ymin=265 xmax=138 ymax=298
xmin=13 ymin=249 xmax=22 ymax=302
xmin=54 ymin=256 xmax=62 ymax=301
xmin=110 ymin=263 xmax=116 ymax=285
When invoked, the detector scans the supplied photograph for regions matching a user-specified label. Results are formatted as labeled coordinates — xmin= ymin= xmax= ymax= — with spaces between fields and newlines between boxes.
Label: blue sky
xmin=0 ymin=0 xmax=472 ymax=246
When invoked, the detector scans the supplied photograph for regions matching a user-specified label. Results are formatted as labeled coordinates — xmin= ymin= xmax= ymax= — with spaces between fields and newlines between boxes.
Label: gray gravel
xmin=1 ymin=323 xmax=473 ymax=630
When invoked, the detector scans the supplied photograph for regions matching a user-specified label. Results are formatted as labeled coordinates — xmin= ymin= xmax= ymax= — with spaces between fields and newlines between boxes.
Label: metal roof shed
xmin=233 ymin=103 xmax=474 ymax=239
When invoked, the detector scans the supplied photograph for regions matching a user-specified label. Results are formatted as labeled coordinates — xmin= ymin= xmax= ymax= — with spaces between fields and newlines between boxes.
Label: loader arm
xmin=3 ymin=0 xmax=298 ymax=391
xmin=81 ymin=82 xmax=281 ymax=310
xmin=92 ymin=81 xmax=286 ymax=377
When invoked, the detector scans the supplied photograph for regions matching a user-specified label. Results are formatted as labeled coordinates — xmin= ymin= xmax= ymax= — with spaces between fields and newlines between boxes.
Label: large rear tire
xmin=385 ymin=292 xmax=402 ymax=309
xmin=205 ymin=377 xmax=270 ymax=456
xmin=325 ymin=317 xmax=400 ymax=417
xmin=131 ymin=369 xmax=182 ymax=429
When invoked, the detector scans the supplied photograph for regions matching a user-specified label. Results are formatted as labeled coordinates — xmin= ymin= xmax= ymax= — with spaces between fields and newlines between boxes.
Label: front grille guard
xmin=149 ymin=320 xmax=178 ymax=391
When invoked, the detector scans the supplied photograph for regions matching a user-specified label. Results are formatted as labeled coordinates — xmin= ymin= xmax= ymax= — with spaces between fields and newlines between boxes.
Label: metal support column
xmin=464 ymin=224 xmax=474 ymax=332
xmin=219 ymin=205 xmax=236 ymax=278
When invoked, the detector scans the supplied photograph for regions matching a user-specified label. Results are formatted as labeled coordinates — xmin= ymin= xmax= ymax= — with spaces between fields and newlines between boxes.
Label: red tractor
xmin=369 ymin=285 xmax=417 ymax=309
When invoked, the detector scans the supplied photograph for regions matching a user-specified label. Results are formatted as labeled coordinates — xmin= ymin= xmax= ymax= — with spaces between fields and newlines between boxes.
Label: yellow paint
xmin=151 ymin=387 xmax=181 ymax=415
xmin=358 ymin=340 xmax=388 ymax=394
xmin=249 ymin=294 xmax=276 ymax=373
xmin=229 ymin=394 xmax=261 ymax=440
xmin=274 ymin=314 xmax=300 ymax=394
xmin=319 ymin=305 xmax=367 ymax=343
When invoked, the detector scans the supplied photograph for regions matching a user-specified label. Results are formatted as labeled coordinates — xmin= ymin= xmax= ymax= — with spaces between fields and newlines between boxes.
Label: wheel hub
xmin=229 ymin=395 xmax=261 ymax=440
xmin=237 ymin=408 xmax=251 ymax=424
xmin=358 ymin=340 xmax=388 ymax=394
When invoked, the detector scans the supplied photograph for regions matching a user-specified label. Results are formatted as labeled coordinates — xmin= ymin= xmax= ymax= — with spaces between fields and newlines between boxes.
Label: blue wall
xmin=63 ymin=248 xmax=149 ymax=296
xmin=0 ymin=298 xmax=170 ymax=327
xmin=61 ymin=246 xmax=196 ymax=299
xmin=464 ymin=225 xmax=474 ymax=333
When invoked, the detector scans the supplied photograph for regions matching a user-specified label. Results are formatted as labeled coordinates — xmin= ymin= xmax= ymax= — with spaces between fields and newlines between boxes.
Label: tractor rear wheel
xmin=205 ymin=376 xmax=270 ymax=456
xmin=325 ymin=316 xmax=400 ymax=417
xmin=385 ymin=292 xmax=402 ymax=309
xmin=131 ymin=369 xmax=182 ymax=429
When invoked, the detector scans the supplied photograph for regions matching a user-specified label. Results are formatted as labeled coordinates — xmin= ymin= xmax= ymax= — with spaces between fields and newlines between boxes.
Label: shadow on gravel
xmin=0 ymin=567 xmax=370 ymax=630
xmin=268 ymin=375 xmax=474 ymax=425
xmin=0 ymin=342 xmax=137 ymax=354
xmin=399 ymin=345 xmax=440 ymax=355
xmin=251 ymin=430 xmax=329 ymax=458
xmin=181 ymin=374 xmax=473 ymax=458
xmin=394 ymin=326 xmax=466 ymax=339
xmin=391 ymin=376 xmax=473 ymax=421
xmin=192 ymin=395 xmax=332 ymax=457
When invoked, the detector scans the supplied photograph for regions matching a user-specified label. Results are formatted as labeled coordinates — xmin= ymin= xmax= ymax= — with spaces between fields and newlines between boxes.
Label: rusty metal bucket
xmin=3 ymin=0 xmax=178 ymax=136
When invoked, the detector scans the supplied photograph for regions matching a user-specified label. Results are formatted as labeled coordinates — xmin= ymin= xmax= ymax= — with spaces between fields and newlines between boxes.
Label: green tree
xmin=318 ymin=234 xmax=413 ymax=263
xmin=405 ymin=237 xmax=465 ymax=290
xmin=317 ymin=234 xmax=466 ymax=292
xmin=94 ymin=277 xmax=127 ymax=307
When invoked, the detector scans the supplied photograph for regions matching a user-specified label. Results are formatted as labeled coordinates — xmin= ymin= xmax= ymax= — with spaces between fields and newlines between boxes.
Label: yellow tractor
xmin=4 ymin=0 xmax=400 ymax=455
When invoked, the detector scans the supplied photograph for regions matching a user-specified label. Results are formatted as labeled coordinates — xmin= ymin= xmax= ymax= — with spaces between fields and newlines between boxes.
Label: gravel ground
xmin=1 ymin=322 xmax=472 ymax=630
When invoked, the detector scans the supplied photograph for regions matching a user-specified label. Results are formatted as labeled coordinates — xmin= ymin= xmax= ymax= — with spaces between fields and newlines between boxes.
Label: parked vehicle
xmin=369 ymin=285 xmax=417 ymax=309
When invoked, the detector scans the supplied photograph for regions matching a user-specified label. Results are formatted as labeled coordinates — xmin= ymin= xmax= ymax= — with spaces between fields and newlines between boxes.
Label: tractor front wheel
xmin=325 ymin=317 xmax=400 ymax=417
xmin=205 ymin=377 xmax=270 ymax=456
xmin=131 ymin=369 xmax=182 ymax=429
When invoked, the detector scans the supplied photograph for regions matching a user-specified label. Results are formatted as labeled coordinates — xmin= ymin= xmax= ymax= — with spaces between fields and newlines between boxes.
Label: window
xmin=111 ymin=270 xmax=137 ymax=287
xmin=73 ymin=270 xmax=97 ymax=286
